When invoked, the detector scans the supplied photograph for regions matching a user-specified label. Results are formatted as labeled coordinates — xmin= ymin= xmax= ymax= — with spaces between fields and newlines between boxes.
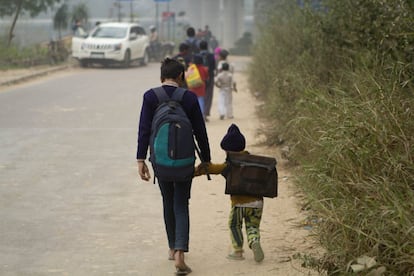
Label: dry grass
xmin=249 ymin=1 xmax=414 ymax=274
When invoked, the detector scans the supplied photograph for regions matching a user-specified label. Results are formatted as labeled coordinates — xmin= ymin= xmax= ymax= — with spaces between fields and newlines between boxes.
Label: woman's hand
xmin=194 ymin=162 xmax=210 ymax=177
xmin=137 ymin=160 xmax=151 ymax=181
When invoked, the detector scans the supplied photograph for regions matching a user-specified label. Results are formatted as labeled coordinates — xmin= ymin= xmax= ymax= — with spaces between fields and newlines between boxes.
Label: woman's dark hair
xmin=160 ymin=58 xmax=185 ymax=80
xmin=186 ymin=27 xmax=196 ymax=37
xmin=179 ymin=42 xmax=190 ymax=52
xmin=199 ymin=40 xmax=208 ymax=50
xmin=219 ymin=49 xmax=229 ymax=59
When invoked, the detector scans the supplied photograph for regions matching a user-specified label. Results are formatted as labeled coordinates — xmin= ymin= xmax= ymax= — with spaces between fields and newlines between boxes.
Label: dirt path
xmin=186 ymin=56 xmax=318 ymax=275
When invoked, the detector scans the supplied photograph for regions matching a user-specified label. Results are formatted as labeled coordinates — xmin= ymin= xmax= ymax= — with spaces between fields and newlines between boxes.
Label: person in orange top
xmin=194 ymin=124 xmax=265 ymax=262
xmin=188 ymin=54 xmax=209 ymax=120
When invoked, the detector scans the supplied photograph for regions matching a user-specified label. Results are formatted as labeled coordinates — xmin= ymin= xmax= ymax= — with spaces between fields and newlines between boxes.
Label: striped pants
xmin=228 ymin=206 xmax=263 ymax=252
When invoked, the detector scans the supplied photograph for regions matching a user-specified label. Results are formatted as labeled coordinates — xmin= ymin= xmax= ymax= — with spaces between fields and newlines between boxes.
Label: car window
xmin=136 ymin=26 xmax=146 ymax=35
xmin=130 ymin=27 xmax=139 ymax=35
xmin=92 ymin=26 xmax=128 ymax=38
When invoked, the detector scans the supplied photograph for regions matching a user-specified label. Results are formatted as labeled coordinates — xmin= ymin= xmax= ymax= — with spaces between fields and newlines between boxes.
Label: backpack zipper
xmin=171 ymin=122 xmax=181 ymax=159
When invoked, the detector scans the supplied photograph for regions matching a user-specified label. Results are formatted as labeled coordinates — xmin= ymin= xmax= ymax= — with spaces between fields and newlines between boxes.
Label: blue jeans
xmin=158 ymin=180 xmax=192 ymax=252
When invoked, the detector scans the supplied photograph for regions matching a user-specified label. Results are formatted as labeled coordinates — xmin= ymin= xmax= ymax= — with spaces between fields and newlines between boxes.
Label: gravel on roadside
xmin=0 ymin=64 xmax=72 ymax=87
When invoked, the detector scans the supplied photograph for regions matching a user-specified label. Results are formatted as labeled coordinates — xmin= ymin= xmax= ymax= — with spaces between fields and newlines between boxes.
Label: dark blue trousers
xmin=158 ymin=179 xmax=192 ymax=252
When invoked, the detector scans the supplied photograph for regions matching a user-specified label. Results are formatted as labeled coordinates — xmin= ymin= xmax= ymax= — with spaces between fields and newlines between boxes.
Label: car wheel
xmin=123 ymin=50 xmax=131 ymax=68
xmin=140 ymin=49 xmax=149 ymax=66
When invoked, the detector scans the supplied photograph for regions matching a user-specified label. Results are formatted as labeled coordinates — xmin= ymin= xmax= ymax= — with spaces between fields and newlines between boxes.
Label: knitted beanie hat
xmin=220 ymin=124 xmax=246 ymax=152
xmin=214 ymin=47 xmax=222 ymax=55
xmin=214 ymin=47 xmax=222 ymax=59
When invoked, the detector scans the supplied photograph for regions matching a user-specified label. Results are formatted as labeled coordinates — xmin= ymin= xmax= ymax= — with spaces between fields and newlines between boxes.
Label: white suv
xmin=72 ymin=22 xmax=150 ymax=67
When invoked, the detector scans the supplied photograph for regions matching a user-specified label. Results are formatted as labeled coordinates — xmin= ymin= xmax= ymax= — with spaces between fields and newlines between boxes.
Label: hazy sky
xmin=52 ymin=0 xmax=254 ymax=20
xmin=0 ymin=0 xmax=255 ymax=47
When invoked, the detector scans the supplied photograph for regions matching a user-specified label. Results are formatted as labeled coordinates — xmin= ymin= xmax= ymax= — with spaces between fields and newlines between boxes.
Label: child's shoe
xmin=227 ymin=251 xmax=245 ymax=260
xmin=251 ymin=241 xmax=264 ymax=262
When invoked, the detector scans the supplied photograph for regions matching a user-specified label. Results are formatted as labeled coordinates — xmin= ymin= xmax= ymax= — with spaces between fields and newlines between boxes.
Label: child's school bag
xmin=185 ymin=64 xmax=203 ymax=89
xmin=149 ymin=87 xmax=196 ymax=182
xmin=223 ymin=152 xmax=278 ymax=198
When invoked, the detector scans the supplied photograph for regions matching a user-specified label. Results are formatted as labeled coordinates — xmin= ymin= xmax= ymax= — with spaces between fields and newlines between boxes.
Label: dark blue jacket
xmin=200 ymin=50 xmax=216 ymax=80
xmin=137 ymin=85 xmax=211 ymax=163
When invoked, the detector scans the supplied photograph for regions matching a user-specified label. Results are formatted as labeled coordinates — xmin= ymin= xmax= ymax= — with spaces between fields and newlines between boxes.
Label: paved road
xmin=0 ymin=59 xmax=316 ymax=276
xmin=0 ymin=63 xmax=173 ymax=275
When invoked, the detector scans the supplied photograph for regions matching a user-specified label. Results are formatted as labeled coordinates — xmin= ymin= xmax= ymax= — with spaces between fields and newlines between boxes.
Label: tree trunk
xmin=7 ymin=0 xmax=23 ymax=47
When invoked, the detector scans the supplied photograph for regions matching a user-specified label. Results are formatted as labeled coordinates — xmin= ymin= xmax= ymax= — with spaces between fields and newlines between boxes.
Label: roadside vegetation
xmin=0 ymin=1 xmax=89 ymax=69
xmin=250 ymin=0 xmax=414 ymax=274
xmin=0 ymin=39 xmax=49 ymax=68
xmin=1 ymin=0 xmax=62 ymax=47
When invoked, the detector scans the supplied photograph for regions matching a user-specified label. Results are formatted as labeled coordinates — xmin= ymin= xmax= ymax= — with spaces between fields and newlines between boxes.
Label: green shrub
xmin=0 ymin=37 xmax=50 ymax=68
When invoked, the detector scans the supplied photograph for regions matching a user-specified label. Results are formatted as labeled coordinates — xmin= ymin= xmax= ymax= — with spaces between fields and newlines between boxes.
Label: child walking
xmin=195 ymin=124 xmax=264 ymax=262
xmin=215 ymin=62 xmax=237 ymax=120
xmin=216 ymin=49 xmax=234 ymax=73
xmin=187 ymin=54 xmax=209 ymax=120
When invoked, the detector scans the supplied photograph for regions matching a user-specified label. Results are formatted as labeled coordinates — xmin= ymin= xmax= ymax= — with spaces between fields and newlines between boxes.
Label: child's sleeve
xmin=194 ymin=162 xmax=227 ymax=177
xmin=215 ymin=74 xmax=222 ymax=88
xmin=217 ymin=61 xmax=222 ymax=72
xmin=232 ymin=80 xmax=237 ymax=92
xmin=230 ymin=63 xmax=235 ymax=73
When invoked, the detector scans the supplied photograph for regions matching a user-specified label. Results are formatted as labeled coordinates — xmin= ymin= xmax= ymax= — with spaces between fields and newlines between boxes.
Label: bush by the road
xmin=0 ymin=37 xmax=68 ymax=69
xmin=250 ymin=0 xmax=414 ymax=274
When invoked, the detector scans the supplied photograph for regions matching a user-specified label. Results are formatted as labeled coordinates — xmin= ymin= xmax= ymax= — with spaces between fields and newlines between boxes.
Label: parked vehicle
xmin=147 ymin=41 xmax=175 ymax=62
xmin=72 ymin=22 xmax=150 ymax=68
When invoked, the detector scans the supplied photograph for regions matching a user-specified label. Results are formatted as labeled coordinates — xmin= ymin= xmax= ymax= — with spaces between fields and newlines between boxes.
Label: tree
xmin=71 ymin=3 xmax=89 ymax=32
xmin=53 ymin=3 xmax=68 ymax=40
xmin=0 ymin=0 xmax=61 ymax=46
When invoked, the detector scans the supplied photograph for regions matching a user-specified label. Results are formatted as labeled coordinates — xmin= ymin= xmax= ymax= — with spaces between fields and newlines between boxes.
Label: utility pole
xmin=155 ymin=3 xmax=159 ymax=32
xmin=130 ymin=0 xmax=134 ymax=22
xmin=117 ymin=0 xmax=121 ymax=22
xmin=167 ymin=2 xmax=170 ymax=40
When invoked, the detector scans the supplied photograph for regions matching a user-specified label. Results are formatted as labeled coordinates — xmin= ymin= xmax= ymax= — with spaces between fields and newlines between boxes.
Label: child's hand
xmin=194 ymin=162 xmax=210 ymax=177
